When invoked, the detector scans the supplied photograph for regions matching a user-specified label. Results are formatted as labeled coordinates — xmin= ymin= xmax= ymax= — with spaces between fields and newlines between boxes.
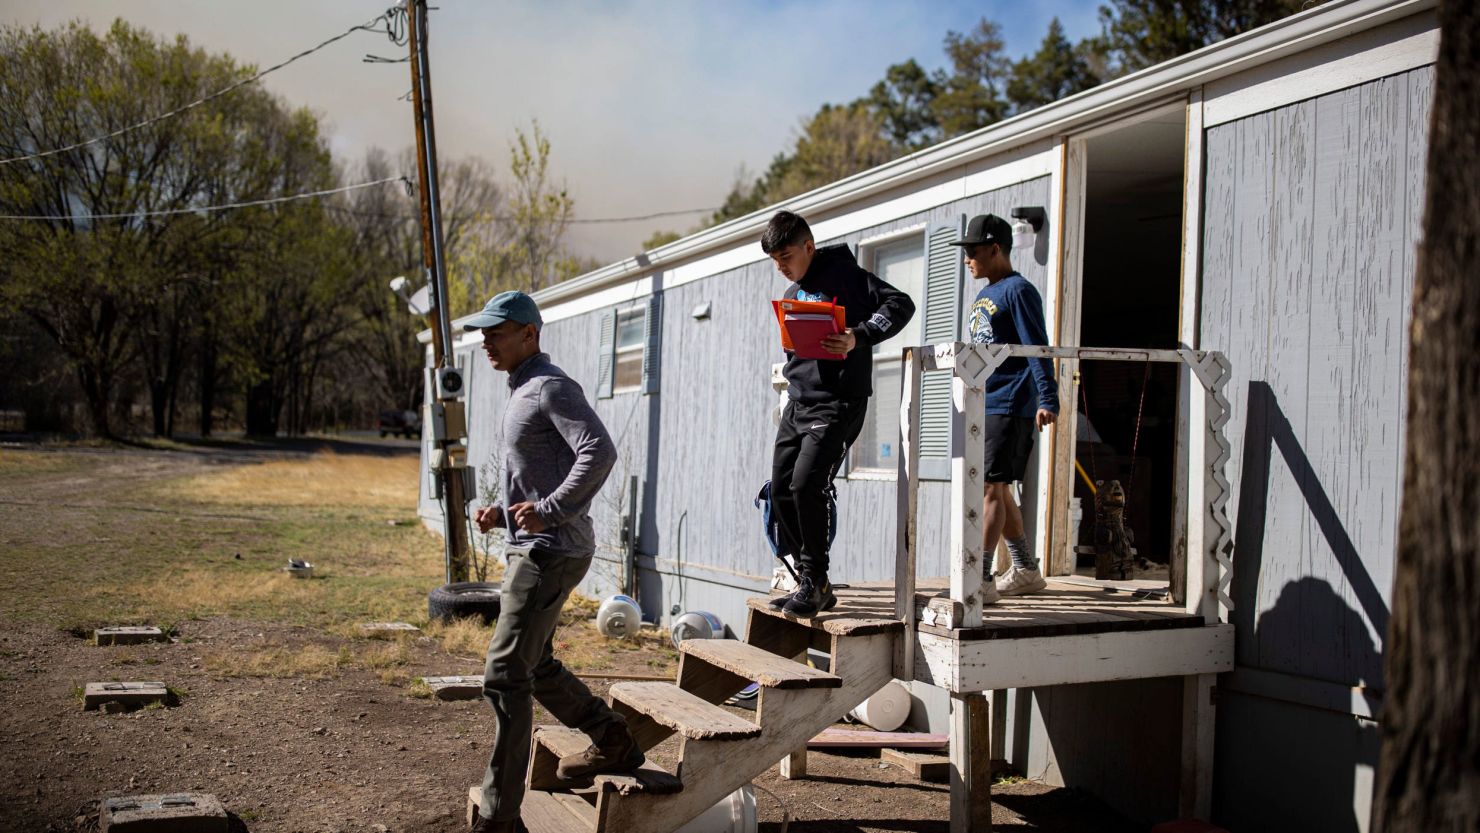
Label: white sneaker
xmin=995 ymin=566 xmax=1047 ymax=596
xmin=981 ymin=580 xmax=1001 ymax=606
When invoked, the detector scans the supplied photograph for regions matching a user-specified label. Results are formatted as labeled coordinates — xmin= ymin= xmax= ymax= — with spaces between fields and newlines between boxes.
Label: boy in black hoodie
xmin=763 ymin=211 xmax=916 ymax=616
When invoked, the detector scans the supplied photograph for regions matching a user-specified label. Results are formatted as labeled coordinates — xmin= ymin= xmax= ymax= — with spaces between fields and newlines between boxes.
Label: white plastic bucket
xmin=676 ymin=784 xmax=757 ymax=833
xmin=670 ymin=610 xmax=723 ymax=647
xmin=847 ymin=679 xmax=911 ymax=732
xmin=596 ymin=595 xmax=642 ymax=640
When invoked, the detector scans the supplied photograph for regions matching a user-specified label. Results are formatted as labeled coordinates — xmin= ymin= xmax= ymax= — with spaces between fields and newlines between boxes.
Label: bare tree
xmin=1375 ymin=1 xmax=1480 ymax=829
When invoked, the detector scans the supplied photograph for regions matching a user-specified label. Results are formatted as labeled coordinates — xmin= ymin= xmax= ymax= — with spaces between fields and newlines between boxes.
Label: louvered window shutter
xmin=641 ymin=293 xmax=662 ymax=395
xmin=596 ymin=309 xmax=616 ymax=400
xmin=918 ymin=217 xmax=966 ymax=480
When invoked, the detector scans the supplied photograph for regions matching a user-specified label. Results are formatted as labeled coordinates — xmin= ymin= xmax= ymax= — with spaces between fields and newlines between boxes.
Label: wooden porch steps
xmin=510 ymin=599 xmax=900 ymax=833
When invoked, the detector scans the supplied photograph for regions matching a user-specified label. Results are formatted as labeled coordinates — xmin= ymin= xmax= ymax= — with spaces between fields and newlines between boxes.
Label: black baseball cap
xmin=951 ymin=214 xmax=1012 ymax=249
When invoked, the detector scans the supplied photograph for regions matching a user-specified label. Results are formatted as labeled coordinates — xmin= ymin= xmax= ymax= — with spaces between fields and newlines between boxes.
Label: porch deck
xmin=756 ymin=577 xmax=1198 ymax=641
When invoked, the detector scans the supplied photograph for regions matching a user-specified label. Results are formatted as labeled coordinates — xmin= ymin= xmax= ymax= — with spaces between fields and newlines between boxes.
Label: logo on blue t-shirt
xmin=968 ymin=297 xmax=998 ymax=344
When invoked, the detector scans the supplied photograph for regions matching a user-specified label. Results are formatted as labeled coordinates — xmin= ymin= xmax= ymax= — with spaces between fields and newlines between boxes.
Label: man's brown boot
xmin=556 ymin=722 xmax=644 ymax=784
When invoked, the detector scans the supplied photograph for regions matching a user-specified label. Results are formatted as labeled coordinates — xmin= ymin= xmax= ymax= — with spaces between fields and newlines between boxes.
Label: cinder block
xmin=95 ymin=626 xmax=167 ymax=646
xmin=421 ymin=675 xmax=483 ymax=701
xmin=100 ymin=793 xmax=227 ymax=832
xmin=467 ymin=784 xmax=482 ymax=828
xmin=84 ymin=682 xmax=168 ymax=711
xmin=360 ymin=622 xmax=419 ymax=636
xmin=1151 ymin=821 xmax=1230 ymax=833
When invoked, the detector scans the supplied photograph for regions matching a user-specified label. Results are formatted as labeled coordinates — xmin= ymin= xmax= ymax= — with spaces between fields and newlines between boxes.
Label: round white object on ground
xmin=676 ymin=784 xmax=756 ymax=833
xmin=670 ymin=610 xmax=724 ymax=647
xmin=848 ymin=679 xmax=912 ymax=732
xmin=595 ymin=594 xmax=642 ymax=640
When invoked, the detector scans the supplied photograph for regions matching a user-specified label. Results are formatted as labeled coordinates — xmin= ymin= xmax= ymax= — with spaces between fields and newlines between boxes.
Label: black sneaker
xmin=782 ymin=575 xmax=837 ymax=617
xmin=768 ymin=582 xmax=804 ymax=609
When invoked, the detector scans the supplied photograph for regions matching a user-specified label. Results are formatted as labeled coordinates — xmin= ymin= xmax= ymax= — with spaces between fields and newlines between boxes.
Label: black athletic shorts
xmin=982 ymin=414 xmax=1035 ymax=483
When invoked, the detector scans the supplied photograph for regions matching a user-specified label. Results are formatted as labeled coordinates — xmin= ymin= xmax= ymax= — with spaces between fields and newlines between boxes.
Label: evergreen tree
xmin=932 ymin=19 xmax=1013 ymax=138
xmin=866 ymin=59 xmax=942 ymax=149
xmin=1095 ymin=0 xmax=1306 ymax=75
xmin=1007 ymin=18 xmax=1099 ymax=114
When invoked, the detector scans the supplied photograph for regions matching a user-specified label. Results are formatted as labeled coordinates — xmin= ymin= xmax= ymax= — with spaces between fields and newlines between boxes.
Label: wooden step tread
xmin=535 ymin=725 xmax=683 ymax=796
xmin=747 ymin=595 xmax=903 ymax=636
xmin=524 ymin=788 xmax=596 ymax=833
xmin=594 ymin=760 xmax=684 ymax=796
xmin=468 ymin=786 xmax=594 ymax=833
xmin=610 ymin=682 xmax=761 ymax=741
xmin=534 ymin=725 xmax=595 ymax=758
xmin=682 ymin=638 xmax=841 ymax=689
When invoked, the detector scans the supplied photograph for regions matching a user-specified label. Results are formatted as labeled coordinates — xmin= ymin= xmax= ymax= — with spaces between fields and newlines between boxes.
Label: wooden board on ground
xmin=808 ymin=728 xmax=948 ymax=749
xmin=882 ymin=748 xmax=951 ymax=782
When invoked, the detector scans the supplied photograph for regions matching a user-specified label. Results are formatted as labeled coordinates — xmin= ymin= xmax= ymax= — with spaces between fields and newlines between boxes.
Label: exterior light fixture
xmin=389 ymin=275 xmax=431 ymax=315
xmin=1011 ymin=206 xmax=1046 ymax=251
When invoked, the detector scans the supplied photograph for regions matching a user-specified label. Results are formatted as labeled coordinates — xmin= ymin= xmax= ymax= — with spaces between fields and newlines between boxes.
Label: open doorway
xmin=1070 ymin=109 xmax=1187 ymax=581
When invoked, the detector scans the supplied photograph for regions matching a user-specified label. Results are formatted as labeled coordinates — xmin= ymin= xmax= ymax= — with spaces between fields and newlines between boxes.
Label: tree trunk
xmin=199 ymin=337 xmax=217 ymax=437
xmin=149 ymin=380 xmax=168 ymax=437
xmin=77 ymin=363 xmax=112 ymax=439
xmin=245 ymin=379 xmax=279 ymax=437
xmin=1375 ymin=1 xmax=1480 ymax=829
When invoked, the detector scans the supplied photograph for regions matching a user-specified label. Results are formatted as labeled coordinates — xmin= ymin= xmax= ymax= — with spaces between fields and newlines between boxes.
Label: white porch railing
xmin=893 ymin=343 xmax=1234 ymax=676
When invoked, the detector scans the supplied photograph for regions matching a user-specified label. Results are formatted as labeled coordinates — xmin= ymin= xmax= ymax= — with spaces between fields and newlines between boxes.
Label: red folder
xmin=772 ymin=298 xmax=848 ymax=360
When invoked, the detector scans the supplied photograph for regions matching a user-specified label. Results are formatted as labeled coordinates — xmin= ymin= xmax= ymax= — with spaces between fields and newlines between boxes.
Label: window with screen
xmin=850 ymin=233 xmax=925 ymax=473
xmin=612 ymin=306 xmax=646 ymax=393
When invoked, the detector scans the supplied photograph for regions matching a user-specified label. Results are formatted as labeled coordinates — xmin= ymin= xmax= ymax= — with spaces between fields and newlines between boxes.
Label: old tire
xmin=428 ymin=581 xmax=501 ymax=625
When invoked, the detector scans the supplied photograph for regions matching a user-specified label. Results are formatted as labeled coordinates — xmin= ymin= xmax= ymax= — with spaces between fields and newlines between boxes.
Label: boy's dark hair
xmin=760 ymin=211 xmax=813 ymax=254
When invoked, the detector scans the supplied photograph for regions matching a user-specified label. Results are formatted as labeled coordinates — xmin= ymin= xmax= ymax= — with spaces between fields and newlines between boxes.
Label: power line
xmin=326 ymin=204 xmax=719 ymax=225
xmin=0 ymin=176 xmax=408 ymax=221
xmin=0 ymin=7 xmax=405 ymax=167
xmin=566 ymin=207 xmax=717 ymax=224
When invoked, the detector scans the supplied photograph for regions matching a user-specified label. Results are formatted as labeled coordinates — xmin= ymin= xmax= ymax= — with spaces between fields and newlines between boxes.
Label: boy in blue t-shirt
xmin=952 ymin=214 xmax=1059 ymax=598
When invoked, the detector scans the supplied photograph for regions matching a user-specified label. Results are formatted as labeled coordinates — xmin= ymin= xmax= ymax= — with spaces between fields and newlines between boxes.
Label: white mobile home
xmin=420 ymin=1 xmax=1437 ymax=828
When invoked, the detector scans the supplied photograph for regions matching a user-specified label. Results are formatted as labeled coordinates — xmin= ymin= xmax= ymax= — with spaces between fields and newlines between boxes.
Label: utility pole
xmin=405 ymin=0 xmax=471 ymax=583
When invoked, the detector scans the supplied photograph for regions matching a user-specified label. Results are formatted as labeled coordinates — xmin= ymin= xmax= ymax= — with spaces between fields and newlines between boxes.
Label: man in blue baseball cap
xmin=462 ymin=291 xmax=641 ymax=832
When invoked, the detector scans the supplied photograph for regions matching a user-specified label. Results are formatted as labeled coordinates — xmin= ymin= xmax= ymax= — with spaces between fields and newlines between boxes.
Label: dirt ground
xmin=0 ymin=440 xmax=1140 ymax=833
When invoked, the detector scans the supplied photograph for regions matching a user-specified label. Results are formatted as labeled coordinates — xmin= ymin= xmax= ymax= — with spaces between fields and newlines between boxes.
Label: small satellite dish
xmin=406 ymin=285 xmax=431 ymax=316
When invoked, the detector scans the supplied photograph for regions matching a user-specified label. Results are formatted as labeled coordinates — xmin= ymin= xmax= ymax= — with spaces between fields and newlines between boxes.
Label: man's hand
xmin=821 ymin=328 xmax=857 ymax=356
xmin=1035 ymin=409 xmax=1057 ymax=431
xmin=509 ymin=501 xmax=549 ymax=533
xmin=473 ymin=505 xmax=503 ymax=534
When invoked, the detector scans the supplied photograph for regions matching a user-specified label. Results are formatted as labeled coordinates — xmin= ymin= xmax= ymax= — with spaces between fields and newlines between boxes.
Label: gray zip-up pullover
xmin=499 ymin=352 xmax=616 ymax=557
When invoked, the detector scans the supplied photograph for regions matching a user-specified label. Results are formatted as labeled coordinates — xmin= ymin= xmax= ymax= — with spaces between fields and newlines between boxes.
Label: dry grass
xmin=203 ymin=644 xmax=353 ymax=679
xmin=425 ymin=616 xmax=495 ymax=658
xmin=358 ymin=640 xmax=414 ymax=669
xmin=162 ymin=449 xmax=420 ymax=511
xmin=116 ymin=567 xmax=431 ymax=627
xmin=0 ymin=450 xmax=85 ymax=477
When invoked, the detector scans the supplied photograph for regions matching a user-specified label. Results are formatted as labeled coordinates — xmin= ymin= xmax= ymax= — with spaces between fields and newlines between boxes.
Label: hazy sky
xmin=2 ymin=1 xmax=1102 ymax=262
